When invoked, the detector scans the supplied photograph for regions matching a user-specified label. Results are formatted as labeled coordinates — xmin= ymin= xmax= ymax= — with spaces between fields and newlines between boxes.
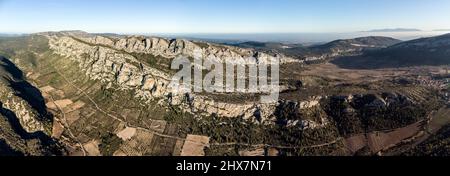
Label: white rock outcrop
xmin=46 ymin=34 xmax=285 ymax=123
xmin=0 ymin=89 xmax=44 ymax=133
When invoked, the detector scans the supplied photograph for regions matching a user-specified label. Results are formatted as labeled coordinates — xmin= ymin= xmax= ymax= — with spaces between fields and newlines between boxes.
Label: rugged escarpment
xmin=323 ymin=93 xmax=433 ymax=134
xmin=81 ymin=35 xmax=298 ymax=64
xmin=0 ymin=56 xmax=51 ymax=133
xmin=46 ymin=33 xmax=285 ymax=122
xmin=0 ymin=56 xmax=61 ymax=156
xmin=0 ymin=103 xmax=62 ymax=156
xmin=276 ymin=90 xmax=439 ymax=132
xmin=49 ymin=35 xmax=171 ymax=100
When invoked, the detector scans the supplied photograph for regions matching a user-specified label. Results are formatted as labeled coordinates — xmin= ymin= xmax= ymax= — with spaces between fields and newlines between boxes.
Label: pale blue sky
xmin=1 ymin=0 xmax=450 ymax=34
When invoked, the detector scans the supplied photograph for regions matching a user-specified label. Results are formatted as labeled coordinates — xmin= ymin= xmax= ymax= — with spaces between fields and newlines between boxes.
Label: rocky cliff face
xmin=46 ymin=34 xmax=284 ymax=123
xmin=0 ymin=57 xmax=45 ymax=133
xmin=45 ymin=32 xmax=436 ymax=129
xmin=80 ymin=35 xmax=298 ymax=64
xmin=49 ymin=35 xmax=171 ymax=100
xmin=0 ymin=102 xmax=61 ymax=156
xmin=0 ymin=56 xmax=61 ymax=156
xmin=0 ymin=89 xmax=43 ymax=132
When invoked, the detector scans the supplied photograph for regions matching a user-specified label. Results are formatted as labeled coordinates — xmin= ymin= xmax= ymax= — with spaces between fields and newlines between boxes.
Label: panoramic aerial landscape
xmin=0 ymin=0 xmax=449 ymax=156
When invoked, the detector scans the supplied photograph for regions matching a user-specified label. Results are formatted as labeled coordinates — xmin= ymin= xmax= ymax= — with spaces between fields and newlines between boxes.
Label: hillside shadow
xmin=0 ymin=56 xmax=52 ymax=122
xmin=331 ymin=53 xmax=450 ymax=70
xmin=0 ymin=56 xmax=61 ymax=155
xmin=0 ymin=102 xmax=62 ymax=155
xmin=330 ymin=55 xmax=404 ymax=70
xmin=0 ymin=139 xmax=23 ymax=156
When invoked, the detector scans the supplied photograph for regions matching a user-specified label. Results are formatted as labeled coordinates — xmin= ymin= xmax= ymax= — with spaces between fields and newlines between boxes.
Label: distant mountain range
xmin=230 ymin=41 xmax=303 ymax=50
xmin=0 ymin=33 xmax=26 ymax=37
xmin=332 ymin=33 xmax=450 ymax=68
xmin=236 ymin=33 xmax=450 ymax=69
xmin=363 ymin=28 xmax=422 ymax=32
xmin=232 ymin=36 xmax=402 ymax=60
xmin=310 ymin=36 xmax=401 ymax=51
xmin=371 ymin=33 xmax=450 ymax=65
xmin=434 ymin=29 xmax=450 ymax=32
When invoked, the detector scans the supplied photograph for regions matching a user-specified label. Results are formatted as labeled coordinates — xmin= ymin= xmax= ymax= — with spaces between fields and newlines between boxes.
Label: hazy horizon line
xmin=2 ymin=28 xmax=450 ymax=35
xmin=2 ymin=30 xmax=449 ymax=44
